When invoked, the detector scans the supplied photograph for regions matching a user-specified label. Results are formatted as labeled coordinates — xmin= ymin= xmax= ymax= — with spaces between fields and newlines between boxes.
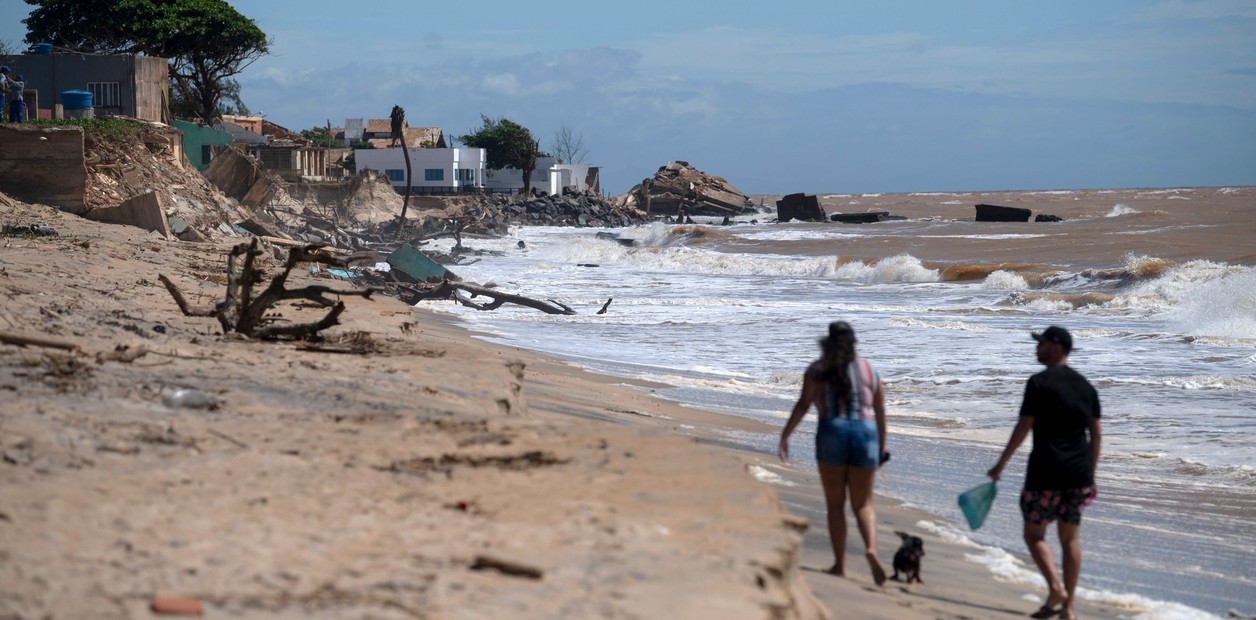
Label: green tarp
xmin=387 ymin=245 xmax=451 ymax=283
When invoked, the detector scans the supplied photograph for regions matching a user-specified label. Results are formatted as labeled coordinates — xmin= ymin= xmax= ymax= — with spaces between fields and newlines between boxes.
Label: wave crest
xmin=835 ymin=254 xmax=940 ymax=283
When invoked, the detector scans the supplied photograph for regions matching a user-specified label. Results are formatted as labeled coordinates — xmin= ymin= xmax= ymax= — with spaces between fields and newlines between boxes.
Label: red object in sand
xmin=150 ymin=597 xmax=204 ymax=616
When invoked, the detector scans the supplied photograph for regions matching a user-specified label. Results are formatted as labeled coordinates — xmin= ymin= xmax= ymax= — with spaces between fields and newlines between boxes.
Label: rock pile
xmin=467 ymin=189 xmax=648 ymax=230
xmin=621 ymin=161 xmax=755 ymax=216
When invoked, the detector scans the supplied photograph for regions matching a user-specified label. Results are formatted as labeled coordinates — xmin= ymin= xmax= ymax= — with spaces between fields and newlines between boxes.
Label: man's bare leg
xmin=1058 ymin=521 xmax=1082 ymax=619
xmin=1025 ymin=521 xmax=1067 ymax=609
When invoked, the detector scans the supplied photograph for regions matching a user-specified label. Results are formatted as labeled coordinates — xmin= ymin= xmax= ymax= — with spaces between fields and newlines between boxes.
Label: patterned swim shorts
xmin=1020 ymin=486 xmax=1097 ymax=525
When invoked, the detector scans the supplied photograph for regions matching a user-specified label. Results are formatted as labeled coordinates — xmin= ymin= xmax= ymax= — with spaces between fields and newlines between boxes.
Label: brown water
xmin=743 ymin=187 xmax=1255 ymax=271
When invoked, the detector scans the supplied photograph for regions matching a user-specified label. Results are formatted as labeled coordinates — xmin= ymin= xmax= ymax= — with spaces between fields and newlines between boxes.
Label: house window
xmin=86 ymin=82 xmax=121 ymax=108
xmin=385 ymin=169 xmax=405 ymax=182
xmin=424 ymin=168 xmax=445 ymax=182
xmin=456 ymin=168 xmax=475 ymax=183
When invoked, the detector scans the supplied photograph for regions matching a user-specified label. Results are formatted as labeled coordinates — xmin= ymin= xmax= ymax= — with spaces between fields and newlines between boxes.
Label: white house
xmin=354 ymin=148 xmax=600 ymax=195
xmin=482 ymin=158 xmax=600 ymax=195
xmin=353 ymin=147 xmax=486 ymax=194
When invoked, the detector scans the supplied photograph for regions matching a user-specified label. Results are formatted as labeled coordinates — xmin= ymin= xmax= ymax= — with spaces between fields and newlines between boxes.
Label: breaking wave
xmin=983 ymin=270 xmax=1030 ymax=290
xmin=833 ymin=254 xmax=940 ymax=282
xmin=1106 ymin=203 xmax=1141 ymax=217
xmin=1162 ymin=270 xmax=1256 ymax=340
xmin=941 ymin=262 xmax=1051 ymax=282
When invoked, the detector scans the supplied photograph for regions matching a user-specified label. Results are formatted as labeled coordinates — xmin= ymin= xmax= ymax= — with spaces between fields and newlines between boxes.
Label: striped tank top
xmin=808 ymin=357 xmax=879 ymax=421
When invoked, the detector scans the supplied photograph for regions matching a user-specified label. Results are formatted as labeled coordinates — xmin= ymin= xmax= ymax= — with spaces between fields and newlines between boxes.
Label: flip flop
xmin=1029 ymin=605 xmax=1063 ymax=619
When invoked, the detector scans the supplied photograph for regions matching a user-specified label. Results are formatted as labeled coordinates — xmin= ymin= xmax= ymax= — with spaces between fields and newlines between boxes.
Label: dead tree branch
xmin=408 ymin=281 xmax=576 ymax=315
xmin=160 ymin=239 xmax=380 ymax=340
xmin=0 ymin=332 xmax=81 ymax=351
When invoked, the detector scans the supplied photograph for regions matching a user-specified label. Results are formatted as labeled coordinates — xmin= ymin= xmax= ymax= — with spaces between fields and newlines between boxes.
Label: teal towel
xmin=958 ymin=481 xmax=998 ymax=530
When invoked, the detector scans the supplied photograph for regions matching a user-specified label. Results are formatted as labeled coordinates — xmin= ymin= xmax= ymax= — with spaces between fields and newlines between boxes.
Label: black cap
xmin=1032 ymin=325 xmax=1073 ymax=352
xmin=828 ymin=321 xmax=856 ymax=341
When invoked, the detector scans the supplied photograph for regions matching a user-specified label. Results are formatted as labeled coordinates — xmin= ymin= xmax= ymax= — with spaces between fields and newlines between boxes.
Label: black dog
xmin=890 ymin=530 xmax=925 ymax=584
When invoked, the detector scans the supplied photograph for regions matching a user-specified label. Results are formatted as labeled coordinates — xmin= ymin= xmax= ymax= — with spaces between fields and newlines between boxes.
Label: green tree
xmin=22 ymin=0 xmax=270 ymax=124
xmin=458 ymin=115 xmax=545 ymax=193
xmin=301 ymin=126 xmax=341 ymax=148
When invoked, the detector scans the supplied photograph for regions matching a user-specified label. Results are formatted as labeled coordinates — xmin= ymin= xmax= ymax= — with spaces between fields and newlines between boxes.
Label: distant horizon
xmin=4 ymin=1 xmax=1254 ymax=195
xmin=742 ymin=183 xmax=1256 ymax=197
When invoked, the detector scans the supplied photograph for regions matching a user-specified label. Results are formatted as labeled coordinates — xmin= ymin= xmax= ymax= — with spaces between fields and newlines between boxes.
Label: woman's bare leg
xmin=848 ymin=465 xmax=886 ymax=585
xmin=817 ymin=462 xmax=849 ymax=574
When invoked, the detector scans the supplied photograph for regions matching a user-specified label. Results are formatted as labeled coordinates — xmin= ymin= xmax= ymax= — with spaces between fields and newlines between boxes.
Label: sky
xmin=4 ymin=0 xmax=1256 ymax=194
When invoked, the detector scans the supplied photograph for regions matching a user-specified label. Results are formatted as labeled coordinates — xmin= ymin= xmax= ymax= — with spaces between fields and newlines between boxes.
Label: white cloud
xmin=481 ymin=73 xmax=522 ymax=96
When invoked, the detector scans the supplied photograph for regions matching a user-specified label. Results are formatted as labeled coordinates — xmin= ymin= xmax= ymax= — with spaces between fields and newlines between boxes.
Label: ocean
xmin=414 ymin=187 xmax=1255 ymax=619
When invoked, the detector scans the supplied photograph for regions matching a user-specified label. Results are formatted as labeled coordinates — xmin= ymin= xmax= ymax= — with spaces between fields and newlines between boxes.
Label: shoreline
xmin=424 ymin=304 xmax=1144 ymax=619
xmin=0 ymin=196 xmax=1201 ymax=619
xmin=468 ymin=310 xmax=1139 ymax=619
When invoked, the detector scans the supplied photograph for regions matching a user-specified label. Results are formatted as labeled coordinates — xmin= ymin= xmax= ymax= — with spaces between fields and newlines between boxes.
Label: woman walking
xmin=779 ymin=321 xmax=888 ymax=584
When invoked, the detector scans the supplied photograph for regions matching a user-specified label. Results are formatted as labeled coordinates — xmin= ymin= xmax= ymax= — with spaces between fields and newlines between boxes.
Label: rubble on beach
xmin=0 ymin=121 xmax=826 ymax=618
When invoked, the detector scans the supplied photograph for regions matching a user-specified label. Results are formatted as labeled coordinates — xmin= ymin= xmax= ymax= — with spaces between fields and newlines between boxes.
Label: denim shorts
xmin=815 ymin=416 xmax=880 ymax=468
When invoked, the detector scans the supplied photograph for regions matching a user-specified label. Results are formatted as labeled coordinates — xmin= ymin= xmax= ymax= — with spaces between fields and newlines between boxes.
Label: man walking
xmin=989 ymin=326 xmax=1101 ymax=620
xmin=7 ymin=72 xmax=26 ymax=123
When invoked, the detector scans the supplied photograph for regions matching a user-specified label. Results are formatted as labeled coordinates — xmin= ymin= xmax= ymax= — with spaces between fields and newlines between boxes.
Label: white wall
xmin=482 ymin=156 xmax=558 ymax=193
xmin=353 ymin=147 xmax=485 ymax=190
xmin=482 ymin=159 xmax=593 ymax=194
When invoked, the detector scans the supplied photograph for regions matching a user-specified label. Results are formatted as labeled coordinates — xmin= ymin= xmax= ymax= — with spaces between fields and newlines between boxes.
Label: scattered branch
xmin=160 ymin=239 xmax=380 ymax=340
xmin=0 ymin=332 xmax=81 ymax=351
xmin=407 ymin=281 xmax=576 ymax=315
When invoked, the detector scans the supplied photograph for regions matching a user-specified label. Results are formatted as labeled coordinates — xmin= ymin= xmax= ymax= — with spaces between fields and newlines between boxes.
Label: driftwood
xmin=160 ymin=238 xmax=380 ymax=340
xmin=470 ymin=554 xmax=544 ymax=580
xmin=423 ymin=281 xmax=575 ymax=315
xmin=402 ymin=281 xmax=596 ymax=315
xmin=0 ymin=332 xmax=80 ymax=351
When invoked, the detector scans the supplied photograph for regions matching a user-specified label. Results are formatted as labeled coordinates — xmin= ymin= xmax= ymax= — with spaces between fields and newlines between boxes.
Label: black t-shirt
xmin=1018 ymin=365 xmax=1101 ymax=490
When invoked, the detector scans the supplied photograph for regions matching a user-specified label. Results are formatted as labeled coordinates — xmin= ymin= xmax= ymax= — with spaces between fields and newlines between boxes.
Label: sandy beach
xmin=3 ymin=197 xmax=1138 ymax=618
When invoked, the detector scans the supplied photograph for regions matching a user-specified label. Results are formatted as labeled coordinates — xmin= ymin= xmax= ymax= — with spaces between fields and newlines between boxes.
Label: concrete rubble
xmin=621 ymin=160 xmax=755 ymax=216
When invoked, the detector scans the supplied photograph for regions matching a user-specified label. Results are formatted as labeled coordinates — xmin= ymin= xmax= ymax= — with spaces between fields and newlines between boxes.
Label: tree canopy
xmin=22 ymin=0 xmax=269 ymax=124
xmin=300 ymin=126 xmax=341 ymax=148
xmin=458 ymin=115 xmax=545 ymax=192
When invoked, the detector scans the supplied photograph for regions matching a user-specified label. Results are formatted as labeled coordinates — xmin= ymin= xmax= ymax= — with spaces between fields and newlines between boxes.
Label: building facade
xmin=353 ymin=147 xmax=487 ymax=194
xmin=0 ymin=52 xmax=168 ymax=122
xmin=481 ymin=158 xmax=600 ymax=195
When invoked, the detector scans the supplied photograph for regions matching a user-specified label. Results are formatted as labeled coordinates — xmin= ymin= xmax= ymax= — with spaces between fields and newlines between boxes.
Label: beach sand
xmin=0 ymin=199 xmax=1132 ymax=618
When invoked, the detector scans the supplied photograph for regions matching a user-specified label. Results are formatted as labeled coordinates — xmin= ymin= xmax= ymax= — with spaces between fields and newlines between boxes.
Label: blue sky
xmin=5 ymin=0 xmax=1256 ymax=194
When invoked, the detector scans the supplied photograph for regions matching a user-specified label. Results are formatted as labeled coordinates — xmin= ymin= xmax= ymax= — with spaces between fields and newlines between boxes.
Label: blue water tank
xmin=33 ymin=42 xmax=53 ymax=55
xmin=60 ymin=90 xmax=93 ymax=110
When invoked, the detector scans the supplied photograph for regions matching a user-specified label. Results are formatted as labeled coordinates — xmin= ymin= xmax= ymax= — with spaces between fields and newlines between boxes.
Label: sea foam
xmin=834 ymin=254 xmax=940 ymax=282
xmin=983 ymin=270 xmax=1030 ymax=290
xmin=1106 ymin=203 xmax=1141 ymax=217
xmin=1164 ymin=270 xmax=1256 ymax=340
xmin=916 ymin=521 xmax=1226 ymax=620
